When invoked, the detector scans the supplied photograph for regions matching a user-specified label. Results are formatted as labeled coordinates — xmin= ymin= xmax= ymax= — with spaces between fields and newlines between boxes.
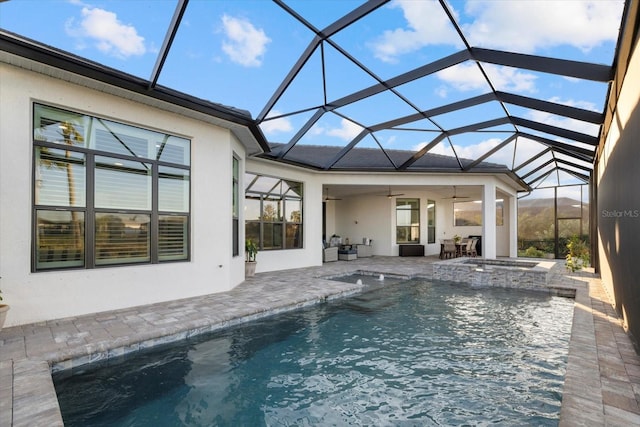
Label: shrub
xmin=245 ymin=239 xmax=258 ymax=262
xmin=565 ymin=235 xmax=589 ymax=272
xmin=523 ymin=246 xmax=545 ymax=258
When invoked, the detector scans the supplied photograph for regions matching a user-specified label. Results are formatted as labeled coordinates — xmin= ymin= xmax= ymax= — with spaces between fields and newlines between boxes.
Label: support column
xmin=482 ymin=183 xmax=497 ymax=259
xmin=509 ymin=194 xmax=518 ymax=257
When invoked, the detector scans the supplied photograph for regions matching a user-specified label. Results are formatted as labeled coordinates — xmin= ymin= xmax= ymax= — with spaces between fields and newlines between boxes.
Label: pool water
xmin=54 ymin=280 xmax=574 ymax=426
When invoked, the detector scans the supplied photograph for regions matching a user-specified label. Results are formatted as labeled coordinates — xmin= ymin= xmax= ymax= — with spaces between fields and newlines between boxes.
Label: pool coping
xmin=1 ymin=257 xmax=639 ymax=426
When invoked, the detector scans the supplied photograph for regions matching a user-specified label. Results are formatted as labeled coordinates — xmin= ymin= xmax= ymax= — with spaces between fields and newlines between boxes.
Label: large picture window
xmin=33 ymin=103 xmax=190 ymax=271
xmin=396 ymin=199 xmax=420 ymax=244
xmin=454 ymin=199 xmax=504 ymax=226
xmin=244 ymin=173 xmax=303 ymax=251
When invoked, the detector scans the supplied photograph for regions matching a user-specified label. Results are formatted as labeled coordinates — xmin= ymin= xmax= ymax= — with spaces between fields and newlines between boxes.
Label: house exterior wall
xmin=0 ymin=63 xmax=246 ymax=326
xmin=596 ymin=31 xmax=640 ymax=344
xmin=0 ymin=62 xmax=524 ymax=326
xmin=243 ymin=160 xmax=322 ymax=273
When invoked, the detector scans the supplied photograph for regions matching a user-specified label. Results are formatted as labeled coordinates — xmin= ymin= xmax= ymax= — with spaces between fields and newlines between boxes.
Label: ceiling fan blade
xmin=443 ymin=186 xmax=469 ymax=199
xmin=324 ymin=188 xmax=341 ymax=201
xmin=378 ymin=186 xmax=404 ymax=197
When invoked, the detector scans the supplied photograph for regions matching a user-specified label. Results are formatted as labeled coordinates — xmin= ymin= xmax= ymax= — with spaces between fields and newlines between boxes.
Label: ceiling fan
xmin=379 ymin=186 xmax=405 ymax=199
xmin=324 ymin=188 xmax=342 ymax=201
xmin=443 ymin=186 xmax=470 ymax=200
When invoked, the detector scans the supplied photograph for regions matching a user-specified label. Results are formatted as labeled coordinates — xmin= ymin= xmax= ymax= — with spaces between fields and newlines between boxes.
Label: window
xmin=427 ymin=200 xmax=436 ymax=244
xmin=396 ymin=199 xmax=420 ymax=243
xmin=33 ymin=104 xmax=190 ymax=271
xmin=453 ymin=200 xmax=504 ymax=226
xmin=244 ymin=173 xmax=303 ymax=250
xmin=232 ymin=156 xmax=239 ymax=256
xmin=496 ymin=199 xmax=504 ymax=226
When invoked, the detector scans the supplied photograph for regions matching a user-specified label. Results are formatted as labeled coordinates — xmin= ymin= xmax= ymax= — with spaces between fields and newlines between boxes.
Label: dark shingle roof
xmin=261 ymin=143 xmax=508 ymax=172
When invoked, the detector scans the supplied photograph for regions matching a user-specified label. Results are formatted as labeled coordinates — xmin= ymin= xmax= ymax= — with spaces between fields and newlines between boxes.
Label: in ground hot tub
xmin=433 ymin=257 xmax=555 ymax=291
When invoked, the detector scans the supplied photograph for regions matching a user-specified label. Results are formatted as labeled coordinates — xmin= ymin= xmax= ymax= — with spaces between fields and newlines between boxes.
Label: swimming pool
xmin=54 ymin=279 xmax=574 ymax=426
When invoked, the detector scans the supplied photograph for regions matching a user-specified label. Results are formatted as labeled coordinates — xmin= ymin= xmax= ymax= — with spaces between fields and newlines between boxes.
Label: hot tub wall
xmin=433 ymin=259 xmax=550 ymax=291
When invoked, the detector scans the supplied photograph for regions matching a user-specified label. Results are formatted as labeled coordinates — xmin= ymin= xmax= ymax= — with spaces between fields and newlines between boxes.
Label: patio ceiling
xmin=0 ymin=0 xmax=627 ymax=190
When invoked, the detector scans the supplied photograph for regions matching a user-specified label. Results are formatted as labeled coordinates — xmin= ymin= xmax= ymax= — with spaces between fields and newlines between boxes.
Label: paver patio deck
xmin=0 ymin=256 xmax=639 ymax=426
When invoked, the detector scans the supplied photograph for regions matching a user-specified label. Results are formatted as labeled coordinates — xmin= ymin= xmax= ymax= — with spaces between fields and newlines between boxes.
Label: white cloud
xmin=414 ymin=137 xmax=515 ymax=166
xmin=436 ymin=62 xmax=487 ymax=92
xmin=327 ymin=119 xmax=364 ymax=141
xmin=428 ymin=137 xmax=510 ymax=163
xmin=370 ymin=0 xmax=462 ymax=63
xmin=260 ymin=110 xmax=293 ymax=134
xmin=451 ymin=137 xmax=503 ymax=160
xmin=546 ymin=97 xmax=598 ymax=112
xmin=484 ymin=64 xmax=538 ymax=93
xmin=435 ymin=86 xmax=449 ymax=98
xmin=411 ymin=140 xmax=449 ymax=156
xmin=309 ymin=124 xmax=326 ymax=137
xmin=65 ymin=7 xmax=146 ymax=58
xmin=462 ymin=0 xmax=624 ymax=53
xmin=437 ymin=62 xmax=538 ymax=94
xmin=221 ymin=15 xmax=271 ymax=67
xmin=370 ymin=0 xmax=622 ymax=62
xmin=307 ymin=119 xmax=363 ymax=142
xmin=512 ymin=137 xmax=549 ymax=167
xmin=527 ymin=110 xmax=600 ymax=137
xmin=562 ymin=76 xmax=580 ymax=83
xmin=523 ymin=96 xmax=600 ymax=137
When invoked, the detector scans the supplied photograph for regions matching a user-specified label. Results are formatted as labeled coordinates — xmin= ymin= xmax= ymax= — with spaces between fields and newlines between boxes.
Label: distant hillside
xmin=518 ymin=197 xmax=584 ymax=209
xmin=518 ymin=197 xmax=588 ymax=241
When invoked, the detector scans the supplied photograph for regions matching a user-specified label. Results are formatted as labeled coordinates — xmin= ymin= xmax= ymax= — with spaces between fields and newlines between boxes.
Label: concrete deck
xmin=1 ymin=256 xmax=639 ymax=426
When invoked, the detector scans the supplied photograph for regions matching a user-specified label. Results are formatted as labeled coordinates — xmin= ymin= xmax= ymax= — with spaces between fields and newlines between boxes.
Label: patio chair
xmin=469 ymin=239 xmax=478 ymax=257
xmin=461 ymin=239 xmax=473 ymax=256
xmin=323 ymin=242 xmax=338 ymax=262
xmin=442 ymin=239 xmax=457 ymax=259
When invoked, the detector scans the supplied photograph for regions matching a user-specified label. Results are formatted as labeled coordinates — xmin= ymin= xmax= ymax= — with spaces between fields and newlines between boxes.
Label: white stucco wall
xmin=0 ymin=63 xmax=247 ymax=326
xmin=334 ymin=194 xmax=393 ymax=256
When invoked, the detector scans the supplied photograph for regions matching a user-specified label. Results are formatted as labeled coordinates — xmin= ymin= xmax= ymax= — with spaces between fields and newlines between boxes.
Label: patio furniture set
xmin=323 ymin=243 xmax=373 ymax=262
xmin=440 ymin=238 xmax=478 ymax=259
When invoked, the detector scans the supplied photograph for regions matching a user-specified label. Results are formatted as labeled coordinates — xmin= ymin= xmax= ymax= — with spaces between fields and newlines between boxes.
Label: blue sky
xmin=0 ymin=0 xmax=626 ymax=188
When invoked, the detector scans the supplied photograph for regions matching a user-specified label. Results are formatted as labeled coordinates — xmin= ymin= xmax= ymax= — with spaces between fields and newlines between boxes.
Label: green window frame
xmin=244 ymin=172 xmax=303 ymax=251
xmin=396 ymin=198 xmax=420 ymax=244
xmin=32 ymin=103 xmax=191 ymax=271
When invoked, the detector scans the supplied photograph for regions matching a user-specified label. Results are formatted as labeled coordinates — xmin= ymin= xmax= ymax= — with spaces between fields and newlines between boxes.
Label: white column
xmin=509 ymin=195 xmax=518 ymax=257
xmin=482 ymin=183 xmax=497 ymax=259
